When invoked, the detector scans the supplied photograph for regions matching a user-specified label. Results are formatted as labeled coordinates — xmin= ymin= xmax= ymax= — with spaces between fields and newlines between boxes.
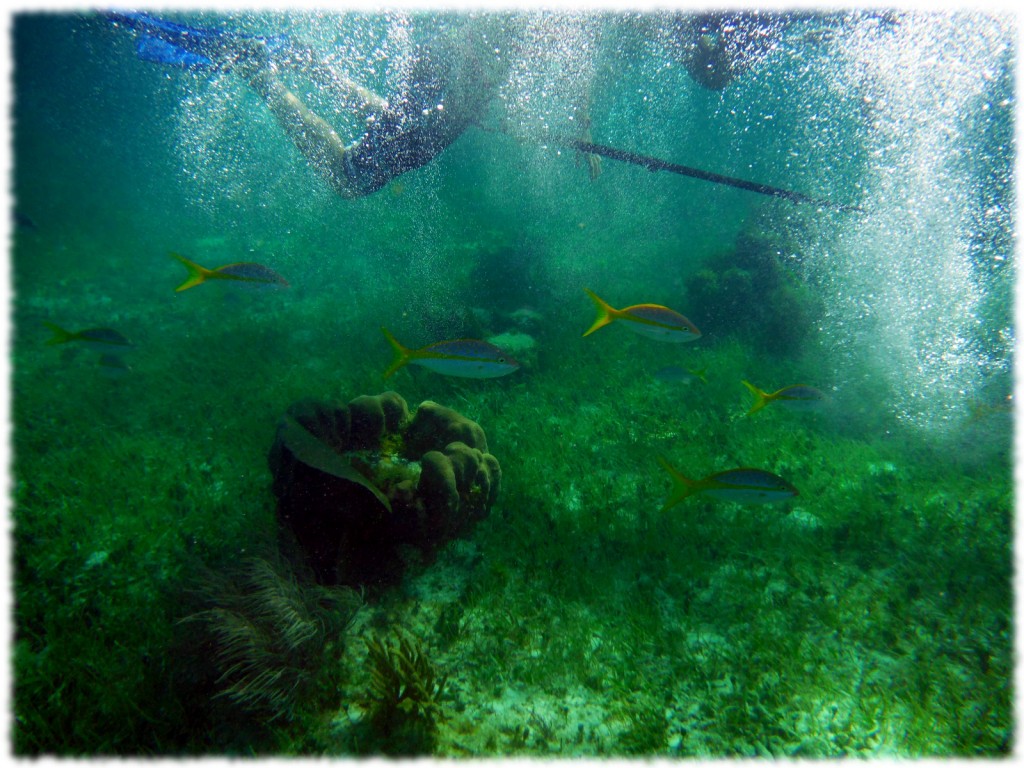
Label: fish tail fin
xmin=657 ymin=456 xmax=697 ymax=511
xmin=43 ymin=321 xmax=73 ymax=345
xmin=171 ymin=252 xmax=212 ymax=292
xmin=692 ymin=366 xmax=709 ymax=384
xmin=742 ymin=380 xmax=770 ymax=416
xmin=381 ymin=327 xmax=410 ymax=379
xmin=582 ymin=288 xmax=618 ymax=337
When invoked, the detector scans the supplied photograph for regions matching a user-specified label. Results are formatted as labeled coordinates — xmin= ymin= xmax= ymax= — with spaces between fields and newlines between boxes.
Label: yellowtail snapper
xmin=171 ymin=252 xmax=289 ymax=292
xmin=583 ymin=288 xmax=700 ymax=342
xmin=45 ymin=322 xmax=132 ymax=352
xmin=382 ymin=327 xmax=520 ymax=379
xmin=658 ymin=456 xmax=798 ymax=510
xmin=742 ymin=381 xmax=827 ymax=416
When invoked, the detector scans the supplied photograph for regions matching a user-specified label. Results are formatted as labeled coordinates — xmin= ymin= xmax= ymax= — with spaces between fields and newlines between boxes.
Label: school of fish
xmin=45 ymin=266 xmax=829 ymax=513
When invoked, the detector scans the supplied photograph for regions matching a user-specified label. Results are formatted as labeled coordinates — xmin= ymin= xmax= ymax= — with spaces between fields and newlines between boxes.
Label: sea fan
xmin=185 ymin=557 xmax=362 ymax=721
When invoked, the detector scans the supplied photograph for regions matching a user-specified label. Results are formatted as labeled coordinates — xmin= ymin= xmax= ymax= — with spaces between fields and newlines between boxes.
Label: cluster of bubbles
xmin=172 ymin=70 xmax=254 ymax=213
xmin=797 ymin=12 xmax=1015 ymax=433
xmin=498 ymin=12 xmax=601 ymax=142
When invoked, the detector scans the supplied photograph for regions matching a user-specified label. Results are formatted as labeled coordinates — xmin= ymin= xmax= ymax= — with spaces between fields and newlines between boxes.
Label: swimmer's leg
xmin=230 ymin=40 xmax=399 ymax=198
xmin=112 ymin=12 xmax=383 ymax=197
xmin=283 ymin=45 xmax=390 ymax=122
xmin=233 ymin=43 xmax=357 ymax=195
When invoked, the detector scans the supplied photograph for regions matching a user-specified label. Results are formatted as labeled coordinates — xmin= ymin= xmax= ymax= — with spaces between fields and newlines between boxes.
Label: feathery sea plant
xmin=184 ymin=557 xmax=363 ymax=722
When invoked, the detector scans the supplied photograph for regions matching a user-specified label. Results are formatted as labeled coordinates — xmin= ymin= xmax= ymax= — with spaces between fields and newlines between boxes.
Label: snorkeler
xmin=109 ymin=11 xmax=515 ymax=198
xmin=107 ymin=12 xmax=851 ymax=210
xmin=670 ymin=10 xmax=903 ymax=91
xmin=670 ymin=11 xmax=785 ymax=90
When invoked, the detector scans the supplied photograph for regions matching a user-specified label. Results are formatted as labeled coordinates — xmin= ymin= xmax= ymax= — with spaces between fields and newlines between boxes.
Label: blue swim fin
xmin=107 ymin=10 xmax=292 ymax=69
xmin=136 ymin=35 xmax=214 ymax=69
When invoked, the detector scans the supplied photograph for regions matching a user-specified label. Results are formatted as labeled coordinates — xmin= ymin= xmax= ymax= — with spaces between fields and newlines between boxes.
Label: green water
xmin=10 ymin=10 xmax=1014 ymax=756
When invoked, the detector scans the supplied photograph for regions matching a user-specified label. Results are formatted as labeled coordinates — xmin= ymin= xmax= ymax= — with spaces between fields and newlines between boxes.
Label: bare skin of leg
xmin=298 ymin=48 xmax=390 ymax=119
xmin=233 ymin=40 xmax=388 ymax=197
xmin=267 ymin=38 xmax=390 ymax=122
xmin=225 ymin=17 xmax=519 ymax=197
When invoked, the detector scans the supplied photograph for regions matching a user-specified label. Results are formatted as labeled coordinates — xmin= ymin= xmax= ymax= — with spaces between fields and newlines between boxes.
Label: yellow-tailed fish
xmin=44 ymin=322 xmax=132 ymax=351
xmin=658 ymin=456 xmax=798 ymax=511
xmin=171 ymin=252 xmax=289 ymax=292
xmin=742 ymin=381 xmax=827 ymax=416
xmin=382 ymin=327 xmax=520 ymax=379
xmin=583 ymin=288 xmax=700 ymax=342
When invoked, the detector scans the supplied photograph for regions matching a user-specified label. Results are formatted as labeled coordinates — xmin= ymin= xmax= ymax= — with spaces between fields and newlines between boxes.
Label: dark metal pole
xmin=562 ymin=138 xmax=861 ymax=213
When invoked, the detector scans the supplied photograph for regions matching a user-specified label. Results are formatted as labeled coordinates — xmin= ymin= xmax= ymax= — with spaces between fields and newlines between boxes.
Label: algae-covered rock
xmin=684 ymin=231 xmax=819 ymax=356
xmin=268 ymin=391 xmax=500 ymax=586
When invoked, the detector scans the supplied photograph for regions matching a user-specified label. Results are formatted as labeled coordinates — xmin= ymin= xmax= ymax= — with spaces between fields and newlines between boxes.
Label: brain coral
xmin=267 ymin=392 xmax=501 ymax=586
